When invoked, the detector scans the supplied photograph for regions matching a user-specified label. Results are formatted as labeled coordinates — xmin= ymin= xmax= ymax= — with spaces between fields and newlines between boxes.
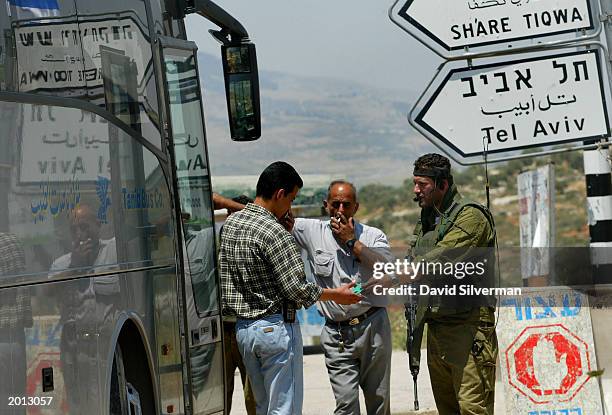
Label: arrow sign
xmin=394 ymin=0 xmax=595 ymax=57
xmin=411 ymin=48 xmax=610 ymax=162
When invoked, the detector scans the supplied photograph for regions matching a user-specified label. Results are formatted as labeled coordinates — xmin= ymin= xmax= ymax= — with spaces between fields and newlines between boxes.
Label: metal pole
xmin=584 ymin=0 xmax=612 ymax=284
xmin=583 ymin=142 xmax=612 ymax=283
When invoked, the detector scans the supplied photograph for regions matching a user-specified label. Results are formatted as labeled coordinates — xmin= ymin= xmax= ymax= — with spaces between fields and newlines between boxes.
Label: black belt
xmin=325 ymin=307 xmax=383 ymax=328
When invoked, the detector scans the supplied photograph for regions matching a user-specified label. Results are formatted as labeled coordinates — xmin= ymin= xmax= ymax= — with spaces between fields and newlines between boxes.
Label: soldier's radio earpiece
xmin=434 ymin=176 xmax=442 ymax=190
xmin=433 ymin=167 xmax=450 ymax=190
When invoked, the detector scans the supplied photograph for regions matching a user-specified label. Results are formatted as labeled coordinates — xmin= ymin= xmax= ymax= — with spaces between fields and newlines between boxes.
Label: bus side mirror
xmin=167 ymin=0 xmax=188 ymax=18
xmin=221 ymin=43 xmax=261 ymax=141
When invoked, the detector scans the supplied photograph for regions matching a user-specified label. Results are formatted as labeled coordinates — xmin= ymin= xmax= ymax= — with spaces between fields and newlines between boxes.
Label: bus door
xmin=158 ymin=37 xmax=224 ymax=415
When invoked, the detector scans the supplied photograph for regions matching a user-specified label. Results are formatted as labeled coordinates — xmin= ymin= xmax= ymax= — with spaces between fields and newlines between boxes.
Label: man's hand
xmin=280 ymin=210 xmax=295 ymax=232
xmin=70 ymin=238 xmax=98 ymax=268
xmin=330 ymin=213 xmax=355 ymax=244
xmin=319 ymin=280 xmax=363 ymax=304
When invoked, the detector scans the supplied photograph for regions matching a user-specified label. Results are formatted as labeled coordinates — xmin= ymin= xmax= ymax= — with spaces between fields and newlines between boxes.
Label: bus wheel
xmin=109 ymin=326 xmax=154 ymax=414
xmin=110 ymin=345 xmax=129 ymax=414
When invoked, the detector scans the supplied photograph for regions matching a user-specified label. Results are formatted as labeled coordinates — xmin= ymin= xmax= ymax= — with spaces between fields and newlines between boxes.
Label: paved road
xmin=229 ymin=349 xmax=503 ymax=415
xmin=229 ymin=348 xmax=612 ymax=415
xmin=227 ymin=307 xmax=612 ymax=414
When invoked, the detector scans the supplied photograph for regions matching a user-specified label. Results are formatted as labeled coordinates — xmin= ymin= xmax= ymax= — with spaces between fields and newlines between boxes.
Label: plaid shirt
xmin=0 ymin=233 xmax=32 ymax=328
xmin=220 ymin=203 xmax=322 ymax=319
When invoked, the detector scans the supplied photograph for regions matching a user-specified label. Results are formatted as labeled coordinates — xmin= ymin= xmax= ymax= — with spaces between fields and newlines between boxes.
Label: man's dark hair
xmin=413 ymin=153 xmax=453 ymax=187
xmin=327 ymin=180 xmax=358 ymax=201
xmin=232 ymin=195 xmax=254 ymax=205
xmin=256 ymin=161 xmax=303 ymax=199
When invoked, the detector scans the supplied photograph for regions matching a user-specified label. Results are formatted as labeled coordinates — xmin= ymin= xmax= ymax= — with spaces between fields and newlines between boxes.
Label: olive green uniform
xmin=410 ymin=184 xmax=498 ymax=415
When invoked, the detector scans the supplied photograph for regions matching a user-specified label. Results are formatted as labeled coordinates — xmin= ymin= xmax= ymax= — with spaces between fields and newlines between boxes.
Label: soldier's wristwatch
xmin=346 ymin=238 xmax=357 ymax=252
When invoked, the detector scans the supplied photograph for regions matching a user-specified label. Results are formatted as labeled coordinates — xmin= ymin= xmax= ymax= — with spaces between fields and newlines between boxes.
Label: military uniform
xmin=409 ymin=184 xmax=498 ymax=415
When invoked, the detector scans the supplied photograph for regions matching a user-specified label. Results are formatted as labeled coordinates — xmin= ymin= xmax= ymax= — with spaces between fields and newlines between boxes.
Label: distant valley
xmin=197 ymin=52 xmax=434 ymax=185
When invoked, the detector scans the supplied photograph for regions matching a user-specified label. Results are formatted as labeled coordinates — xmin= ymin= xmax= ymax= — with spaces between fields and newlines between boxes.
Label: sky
xmin=184 ymin=0 xmax=442 ymax=92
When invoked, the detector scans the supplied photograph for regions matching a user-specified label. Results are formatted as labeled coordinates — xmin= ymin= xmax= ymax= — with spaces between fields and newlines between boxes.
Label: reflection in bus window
xmin=225 ymin=46 xmax=251 ymax=74
xmin=165 ymin=48 xmax=219 ymax=316
xmin=0 ymin=101 xmax=174 ymax=285
xmin=5 ymin=2 xmax=162 ymax=149
xmin=229 ymin=79 xmax=256 ymax=136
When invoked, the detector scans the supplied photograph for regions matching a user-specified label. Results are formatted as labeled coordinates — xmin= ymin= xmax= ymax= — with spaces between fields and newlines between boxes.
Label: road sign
xmin=498 ymin=289 xmax=604 ymax=414
xmin=410 ymin=47 xmax=610 ymax=163
xmin=506 ymin=324 xmax=591 ymax=403
xmin=392 ymin=0 xmax=597 ymax=58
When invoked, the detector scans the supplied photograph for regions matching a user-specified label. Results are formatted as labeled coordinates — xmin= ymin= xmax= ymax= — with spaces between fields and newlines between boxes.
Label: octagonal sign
xmin=505 ymin=324 xmax=592 ymax=403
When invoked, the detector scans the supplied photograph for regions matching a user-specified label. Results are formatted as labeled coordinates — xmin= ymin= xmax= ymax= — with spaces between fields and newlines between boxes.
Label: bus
xmin=0 ymin=0 xmax=260 ymax=413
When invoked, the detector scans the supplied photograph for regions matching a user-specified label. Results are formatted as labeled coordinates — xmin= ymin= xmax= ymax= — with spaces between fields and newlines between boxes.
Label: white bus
xmin=0 ymin=0 xmax=260 ymax=413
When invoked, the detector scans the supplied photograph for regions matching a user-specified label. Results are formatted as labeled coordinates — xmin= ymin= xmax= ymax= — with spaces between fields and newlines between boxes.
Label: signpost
xmin=392 ymin=0 xmax=610 ymax=411
xmin=409 ymin=48 xmax=609 ymax=163
xmin=391 ymin=0 xmax=597 ymax=58
xmin=518 ymin=165 xmax=556 ymax=282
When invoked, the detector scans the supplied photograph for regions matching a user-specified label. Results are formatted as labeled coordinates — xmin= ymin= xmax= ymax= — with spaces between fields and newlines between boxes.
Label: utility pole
xmin=583 ymin=143 xmax=612 ymax=284
xmin=584 ymin=0 xmax=612 ymax=284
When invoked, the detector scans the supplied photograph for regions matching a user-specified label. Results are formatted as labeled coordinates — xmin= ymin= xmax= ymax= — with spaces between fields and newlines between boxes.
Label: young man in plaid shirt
xmin=220 ymin=161 xmax=362 ymax=415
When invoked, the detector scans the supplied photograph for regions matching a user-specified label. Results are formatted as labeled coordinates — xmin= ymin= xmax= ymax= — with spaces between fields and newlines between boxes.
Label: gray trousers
xmin=320 ymin=308 xmax=392 ymax=415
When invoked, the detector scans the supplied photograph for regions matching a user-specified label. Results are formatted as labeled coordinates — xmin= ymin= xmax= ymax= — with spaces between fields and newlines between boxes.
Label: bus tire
xmin=110 ymin=344 xmax=128 ymax=415
xmin=109 ymin=322 xmax=155 ymax=414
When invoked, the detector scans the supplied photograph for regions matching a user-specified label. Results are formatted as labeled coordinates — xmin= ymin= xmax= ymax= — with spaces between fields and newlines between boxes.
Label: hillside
xmin=357 ymin=149 xmax=590 ymax=248
xmin=199 ymin=51 xmax=597 ymax=270
xmin=198 ymin=52 xmax=434 ymax=184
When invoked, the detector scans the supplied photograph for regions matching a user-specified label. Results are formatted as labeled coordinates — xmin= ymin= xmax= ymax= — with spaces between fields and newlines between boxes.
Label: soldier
xmin=408 ymin=153 xmax=498 ymax=415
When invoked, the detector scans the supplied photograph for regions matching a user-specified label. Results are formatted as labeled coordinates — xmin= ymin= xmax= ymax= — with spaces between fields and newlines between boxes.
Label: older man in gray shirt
xmin=286 ymin=180 xmax=393 ymax=415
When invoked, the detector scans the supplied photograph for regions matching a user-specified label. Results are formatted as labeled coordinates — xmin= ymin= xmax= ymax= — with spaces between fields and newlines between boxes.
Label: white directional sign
xmin=393 ymin=0 xmax=596 ymax=57
xmin=410 ymin=48 xmax=610 ymax=162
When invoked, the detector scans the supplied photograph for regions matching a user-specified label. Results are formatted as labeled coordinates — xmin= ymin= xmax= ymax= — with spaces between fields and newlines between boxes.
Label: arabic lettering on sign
xmin=415 ymin=49 xmax=608 ymax=157
xmin=464 ymin=59 xmax=593 ymax=145
xmin=480 ymin=93 xmax=577 ymax=118
xmin=96 ymin=176 xmax=111 ymax=224
xmin=20 ymin=104 xmax=112 ymax=183
xmin=467 ymin=0 xmax=530 ymax=10
xmin=30 ymin=178 xmax=81 ymax=224
xmin=41 ymin=130 xmax=110 ymax=149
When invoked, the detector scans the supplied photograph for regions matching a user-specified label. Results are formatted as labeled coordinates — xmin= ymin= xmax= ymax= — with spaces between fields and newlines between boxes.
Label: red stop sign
xmin=505 ymin=324 xmax=592 ymax=404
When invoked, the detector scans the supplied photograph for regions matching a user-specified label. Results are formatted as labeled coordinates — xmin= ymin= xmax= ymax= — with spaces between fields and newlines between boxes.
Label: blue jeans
xmin=236 ymin=314 xmax=303 ymax=415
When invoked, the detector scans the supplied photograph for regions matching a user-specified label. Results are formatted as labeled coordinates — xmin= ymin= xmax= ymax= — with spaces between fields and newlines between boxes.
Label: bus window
xmin=0 ymin=100 xmax=174 ymax=287
xmin=162 ymin=42 xmax=224 ymax=415
xmin=5 ymin=3 xmax=164 ymax=150
xmin=163 ymin=47 xmax=219 ymax=317
xmin=0 ymin=97 xmax=183 ymax=413
xmin=101 ymin=46 xmax=140 ymax=131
